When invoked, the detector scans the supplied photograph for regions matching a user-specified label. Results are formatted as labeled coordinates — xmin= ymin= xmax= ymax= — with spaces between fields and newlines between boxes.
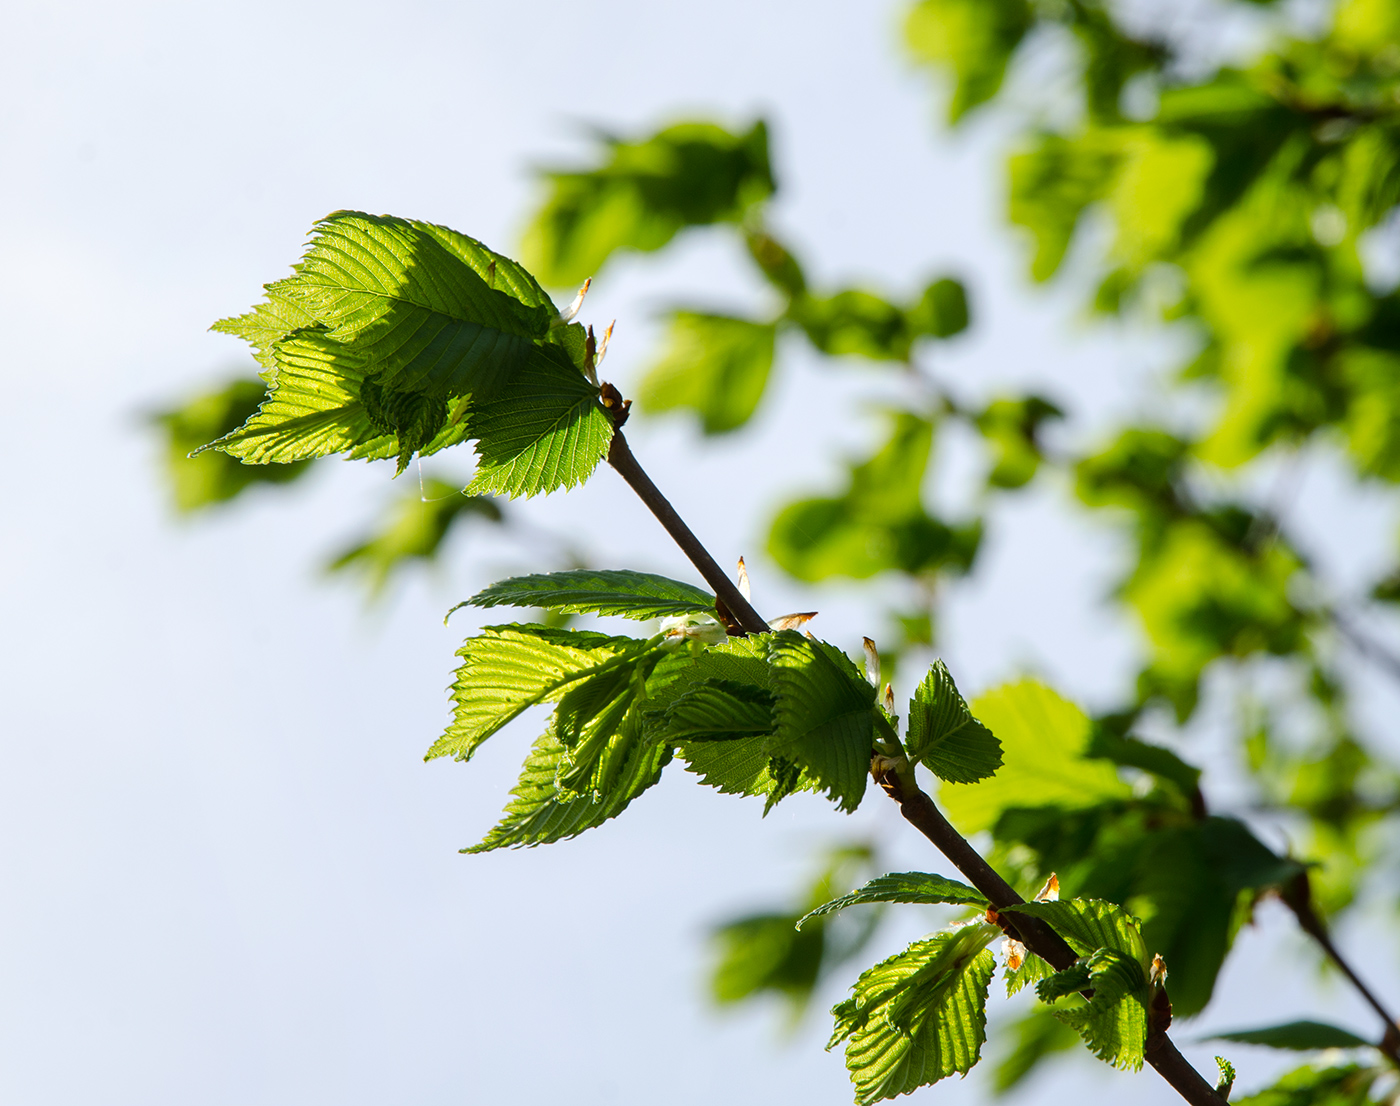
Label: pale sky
xmin=3 ymin=1 xmax=1397 ymax=1104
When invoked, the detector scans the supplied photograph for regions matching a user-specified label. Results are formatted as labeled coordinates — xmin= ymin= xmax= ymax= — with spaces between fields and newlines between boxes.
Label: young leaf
xmin=463 ymin=568 xmax=714 ymax=621
xmin=938 ymin=680 xmax=1131 ymax=834
xmin=905 ymin=661 xmax=1003 ymax=783
xmin=428 ymin=625 xmax=657 ymax=763
xmin=465 ymin=343 xmax=613 ymax=498
xmin=466 ymin=718 xmax=671 ymax=852
xmin=829 ymin=923 xmax=999 ymax=1103
xmin=1004 ymin=947 xmax=1056 ymax=997
xmin=1046 ymin=947 xmax=1151 ymax=1071
xmin=1002 ymin=898 xmax=1149 ymax=965
xmin=1209 ymin=1021 xmax=1371 ymax=1051
xmin=797 ymin=872 xmax=987 ymax=929
xmin=768 ymin=632 xmax=877 ymax=812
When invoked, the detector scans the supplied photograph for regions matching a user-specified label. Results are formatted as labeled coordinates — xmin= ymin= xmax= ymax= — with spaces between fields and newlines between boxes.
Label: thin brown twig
xmin=606 ymin=429 xmax=768 ymax=635
xmin=605 ymin=421 xmax=1226 ymax=1106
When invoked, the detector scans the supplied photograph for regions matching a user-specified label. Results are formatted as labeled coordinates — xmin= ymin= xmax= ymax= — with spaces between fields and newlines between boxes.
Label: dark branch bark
xmin=607 ymin=428 xmax=1225 ymax=1106
xmin=606 ymin=430 xmax=768 ymax=635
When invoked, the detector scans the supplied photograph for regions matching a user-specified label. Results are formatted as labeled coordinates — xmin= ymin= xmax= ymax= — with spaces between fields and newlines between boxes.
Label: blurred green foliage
xmin=327 ymin=479 xmax=503 ymax=597
xmin=153 ymin=377 xmax=312 ymax=512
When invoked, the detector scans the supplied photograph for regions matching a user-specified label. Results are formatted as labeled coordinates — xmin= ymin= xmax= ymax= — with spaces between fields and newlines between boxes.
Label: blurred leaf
xmin=522 ymin=120 xmax=774 ymax=287
xmin=905 ymin=0 xmax=1032 ymax=122
xmin=829 ymin=923 xmax=1000 ymax=1103
xmin=791 ymin=289 xmax=914 ymax=361
xmin=153 ymin=377 xmax=312 ymax=511
xmin=327 ymin=479 xmax=501 ymax=596
xmin=990 ymin=1006 xmax=1081 ymax=1095
xmin=940 ymin=680 xmax=1132 ymax=834
xmin=1085 ymin=724 xmax=1202 ymax=798
xmin=906 ymin=660 xmax=1004 ymax=783
xmin=975 ymin=395 xmax=1064 ymax=490
xmin=464 ymin=568 xmax=714 ymax=621
xmin=769 ymin=411 xmax=981 ymax=582
xmin=639 ymin=311 xmax=777 ymax=434
xmin=1232 ymin=1062 xmax=1385 ymax=1106
xmin=907 ymin=277 xmax=970 ymax=338
xmin=1210 ymin=1021 xmax=1371 ymax=1051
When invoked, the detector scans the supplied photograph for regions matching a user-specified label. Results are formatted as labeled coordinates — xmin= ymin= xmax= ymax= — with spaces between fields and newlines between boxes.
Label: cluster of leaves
xmin=429 ymin=567 xmax=1189 ymax=1100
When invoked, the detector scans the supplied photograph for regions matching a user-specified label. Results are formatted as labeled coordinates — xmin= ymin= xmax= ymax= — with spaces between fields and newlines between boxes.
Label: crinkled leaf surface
xmin=906 ymin=661 xmax=1003 ymax=783
xmin=463 ymin=568 xmax=714 ymax=621
xmin=429 ymin=624 xmax=657 ymax=763
xmin=768 ymin=632 xmax=876 ymax=811
xmin=830 ymin=923 xmax=999 ymax=1103
xmin=465 ymin=343 xmax=613 ymax=498
xmin=798 ymin=872 xmax=987 ymax=928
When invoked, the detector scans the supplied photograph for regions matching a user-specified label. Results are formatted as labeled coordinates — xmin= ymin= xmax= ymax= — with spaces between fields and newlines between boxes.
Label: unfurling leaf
xmin=906 ymin=661 xmax=1003 ymax=783
xmin=461 ymin=568 xmax=715 ymax=622
xmin=830 ymin=923 xmax=999 ymax=1103
xmin=798 ymin=872 xmax=987 ymax=929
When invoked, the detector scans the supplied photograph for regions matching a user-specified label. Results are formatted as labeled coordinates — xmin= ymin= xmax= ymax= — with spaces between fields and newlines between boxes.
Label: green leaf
xmin=206 ymin=211 xmax=564 ymax=471
xmin=429 ymin=624 xmax=657 ymax=763
xmin=1002 ymin=897 xmax=1149 ymax=965
xmin=1035 ymin=960 xmax=1093 ymax=1003
xmin=464 ymin=342 xmax=613 ymax=498
xmin=1216 ymin=1056 xmax=1237 ymax=1100
xmin=466 ymin=717 xmax=671 ymax=851
xmin=907 ymin=277 xmax=969 ymax=339
xmin=829 ymin=923 xmax=999 ymax=1103
xmin=905 ymin=0 xmax=1032 ymax=122
xmin=1047 ymin=947 xmax=1150 ymax=1071
xmin=327 ymin=478 xmax=501 ymax=596
xmin=974 ymin=395 xmax=1063 ymax=490
xmin=938 ymin=680 xmax=1132 ymax=834
xmin=906 ymin=661 xmax=1003 ymax=783
xmin=462 ymin=568 xmax=714 ymax=622
xmin=768 ymin=632 xmax=877 ymax=812
xmin=1231 ymin=1062 xmax=1383 ymax=1106
xmin=1209 ymin=1021 xmax=1371 ymax=1051
xmin=152 ymin=377 xmax=313 ymax=511
xmin=1004 ymin=947 xmax=1056 ymax=998
xmin=638 ymin=311 xmax=777 ymax=434
xmin=1008 ymin=133 xmax=1121 ymax=281
xmin=654 ymin=680 xmax=775 ymax=741
xmin=200 ymin=330 xmax=391 ymax=464
xmin=1085 ymin=724 xmax=1202 ymax=797
xmin=768 ymin=411 xmax=981 ymax=583
xmin=521 ymin=121 xmax=775 ymax=287
xmin=791 ymin=289 xmax=913 ymax=361
xmin=798 ymin=872 xmax=986 ymax=929
xmin=712 ymin=912 xmax=825 ymax=1005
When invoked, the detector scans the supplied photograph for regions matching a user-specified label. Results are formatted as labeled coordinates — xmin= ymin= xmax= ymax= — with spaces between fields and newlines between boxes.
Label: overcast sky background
xmin=4 ymin=1 xmax=1399 ymax=1103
